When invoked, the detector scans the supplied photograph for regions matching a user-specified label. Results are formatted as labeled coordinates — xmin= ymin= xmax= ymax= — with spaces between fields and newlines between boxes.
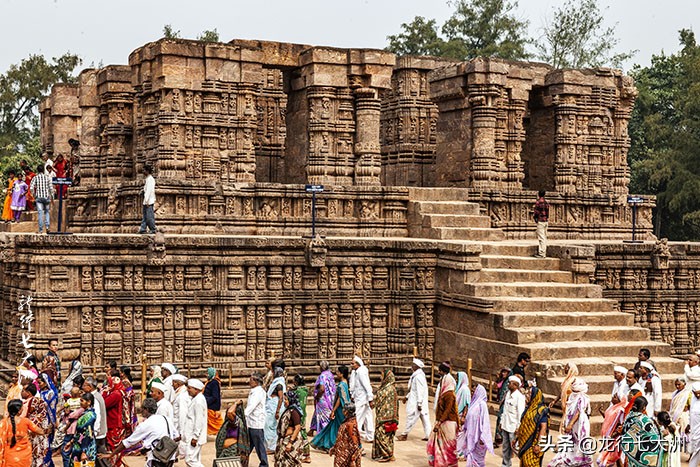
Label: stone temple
xmin=3 ymin=38 xmax=699 ymax=425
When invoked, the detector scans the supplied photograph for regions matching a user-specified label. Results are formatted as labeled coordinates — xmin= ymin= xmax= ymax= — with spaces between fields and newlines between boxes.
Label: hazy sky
xmin=1 ymin=0 xmax=698 ymax=73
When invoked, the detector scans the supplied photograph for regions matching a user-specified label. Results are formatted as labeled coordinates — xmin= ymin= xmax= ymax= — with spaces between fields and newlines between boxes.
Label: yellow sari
xmin=516 ymin=387 xmax=549 ymax=467
xmin=2 ymin=178 xmax=15 ymax=221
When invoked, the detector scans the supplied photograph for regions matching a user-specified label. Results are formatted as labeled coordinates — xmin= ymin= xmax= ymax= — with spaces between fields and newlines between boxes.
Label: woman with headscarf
xmin=313 ymin=365 xmax=352 ymax=452
xmin=515 ymin=386 xmax=549 ymax=467
xmin=0 ymin=399 xmax=45 ymax=467
xmin=205 ymin=367 xmax=224 ymax=435
xmin=60 ymin=360 xmax=83 ymax=396
xmin=102 ymin=370 xmax=125 ymax=459
xmin=455 ymin=372 xmax=471 ymax=426
xmin=311 ymin=361 xmax=337 ymax=436
xmin=548 ymin=363 xmax=579 ymax=422
xmin=275 ymin=390 xmax=307 ymax=467
xmin=621 ymin=396 xmax=662 ymax=467
xmin=119 ymin=366 xmax=137 ymax=439
xmin=669 ymin=377 xmax=691 ymax=440
xmin=146 ymin=365 xmax=162 ymax=399
xmin=265 ymin=366 xmax=287 ymax=452
xmin=427 ymin=371 xmax=459 ymax=467
xmin=216 ymin=401 xmax=251 ymax=466
xmin=22 ymin=355 xmax=40 ymax=391
xmin=69 ymin=393 xmax=97 ymax=465
xmin=457 ymin=385 xmax=493 ymax=467
xmin=38 ymin=372 xmax=58 ymax=466
xmin=329 ymin=403 xmax=361 ymax=467
xmin=21 ymin=383 xmax=50 ymax=467
xmin=548 ymin=378 xmax=591 ymax=467
xmin=373 ymin=369 xmax=399 ymax=462
xmin=596 ymin=393 xmax=628 ymax=467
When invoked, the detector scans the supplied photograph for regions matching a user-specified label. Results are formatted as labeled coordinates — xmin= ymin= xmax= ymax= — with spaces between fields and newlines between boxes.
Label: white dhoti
xmin=355 ymin=400 xmax=375 ymax=442
xmin=184 ymin=443 xmax=204 ymax=467
xmin=402 ymin=399 xmax=432 ymax=438
xmin=178 ymin=440 xmax=188 ymax=459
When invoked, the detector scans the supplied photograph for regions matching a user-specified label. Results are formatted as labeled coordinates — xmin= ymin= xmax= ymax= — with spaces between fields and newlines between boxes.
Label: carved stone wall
xmin=40 ymin=84 xmax=80 ymax=158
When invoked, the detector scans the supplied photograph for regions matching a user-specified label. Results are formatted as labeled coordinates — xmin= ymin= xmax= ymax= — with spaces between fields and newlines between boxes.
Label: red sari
xmin=53 ymin=159 xmax=68 ymax=197
xmin=24 ymin=171 xmax=35 ymax=210
xmin=24 ymin=396 xmax=49 ymax=467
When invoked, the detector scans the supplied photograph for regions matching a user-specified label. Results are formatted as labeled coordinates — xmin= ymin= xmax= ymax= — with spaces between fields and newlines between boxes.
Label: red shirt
xmin=533 ymin=198 xmax=549 ymax=222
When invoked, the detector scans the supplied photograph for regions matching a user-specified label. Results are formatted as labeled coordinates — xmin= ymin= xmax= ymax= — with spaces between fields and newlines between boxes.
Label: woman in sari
xmin=311 ymin=361 xmax=336 ymax=435
xmin=0 ymin=399 xmax=45 ymax=467
xmin=548 ymin=378 xmax=591 ymax=467
xmin=21 ymin=383 xmax=50 ymax=467
xmin=24 ymin=167 xmax=35 ymax=211
xmin=265 ymin=366 xmax=287 ymax=452
xmin=205 ymin=367 xmax=224 ymax=435
xmin=60 ymin=359 xmax=83 ymax=396
xmin=455 ymin=372 xmax=471 ymax=426
xmin=313 ymin=365 xmax=352 ymax=452
xmin=69 ymin=393 xmax=97 ymax=464
xmin=549 ymin=363 xmax=579 ymax=421
xmin=294 ymin=374 xmax=312 ymax=463
xmin=515 ymin=386 xmax=549 ymax=467
xmin=10 ymin=176 xmax=28 ymax=222
xmin=669 ymin=377 xmax=691 ymax=441
xmin=596 ymin=394 xmax=628 ymax=467
xmin=120 ymin=366 xmax=137 ymax=439
xmin=457 ymin=385 xmax=493 ymax=467
xmin=2 ymin=171 xmax=16 ymax=222
xmin=657 ymin=411 xmax=681 ymax=467
xmin=621 ymin=396 xmax=662 ymax=467
xmin=373 ymin=369 xmax=399 ymax=462
xmin=38 ymin=372 xmax=58 ymax=466
xmin=329 ymin=403 xmax=361 ymax=467
xmin=275 ymin=390 xmax=307 ymax=467
xmin=53 ymin=154 xmax=68 ymax=198
xmin=427 ymin=371 xmax=459 ymax=467
xmin=215 ymin=401 xmax=251 ymax=466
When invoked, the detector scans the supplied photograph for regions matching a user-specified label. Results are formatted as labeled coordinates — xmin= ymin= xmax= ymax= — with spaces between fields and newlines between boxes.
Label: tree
xmin=628 ymin=30 xmax=700 ymax=240
xmin=385 ymin=0 xmax=530 ymax=60
xmin=162 ymin=24 xmax=181 ymax=39
xmin=536 ymin=0 xmax=634 ymax=69
xmin=0 ymin=53 xmax=81 ymax=171
xmin=197 ymin=29 xmax=220 ymax=43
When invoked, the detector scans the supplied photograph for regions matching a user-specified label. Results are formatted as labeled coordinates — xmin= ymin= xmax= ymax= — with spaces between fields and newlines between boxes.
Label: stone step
xmin=466 ymin=282 xmax=602 ymax=299
xmin=411 ymin=200 xmax=481 ymax=216
xmin=421 ymin=214 xmax=492 ymax=229
xmin=481 ymin=243 xmax=537 ymax=256
xmin=540 ymin=373 xmax=683 ymax=397
xmin=532 ymin=356 xmax=685 ymax=379
xmin=508 ymin=325 xmax=649 ymax=345
xmin=425 ymin=227 xmax=505 ymax=241
xmin=480 ymin=254 xmax=561 ymax=270
xmin=495 ymin=311 xmax=635 ymax=328
xmin=524 ymin=340 xmax=671 ymax=361
xmin=489 ymin=297 xmax=618 ymax=313
xmin=407 ymin=187 xmax=471 ymax=202
xmin=479 ymin=268 xmax=572 ymax=283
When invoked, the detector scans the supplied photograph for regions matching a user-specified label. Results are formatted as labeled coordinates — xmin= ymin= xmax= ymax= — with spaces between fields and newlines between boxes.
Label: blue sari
xmin=264 ymin=376 xmax=286 ymax=451
xmin=40 ymin=372 xmax=58 ymax=467
xmin=72 ymin=408 xmax=97 ymax=461
xmin=312 ymin=381 xmax=351 ymax=451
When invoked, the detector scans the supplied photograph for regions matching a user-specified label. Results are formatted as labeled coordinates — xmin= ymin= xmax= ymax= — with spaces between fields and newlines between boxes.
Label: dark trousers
xmin=139 ymin=204 xmax=157 ymax=233
xmin=96 ymin=437 xmax=112 ymax=467
xmin=249 ymin=428 xmax=268 ymax=467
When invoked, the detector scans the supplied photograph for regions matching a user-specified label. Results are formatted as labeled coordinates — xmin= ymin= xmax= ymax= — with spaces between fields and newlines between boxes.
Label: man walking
xmin=84 ymin=377 xmax=110 ymax=467
xmin=30 ymin=164 xmax=53 ymax=234
xmin=245 ymin=373 xmax=268 ymax=467
xmin=690 ymin=382 xmax=700 ymax=467
xmin=533 ymin=190 xmax=549 ymax=258
xmin=500 ymin=376 xmax=525 ymax=467
xmin=349 ymin=355 xmax=375 ymax=442
xmin=172 ymin=374 xmax=190 ymax=459
xmin=183 ymin=379 xmax=207 ymax=467
xmin=397 ymin=358 xmax=431 ymax=441
xmin=640 ymin=361 xmax=663 ymax=416
xmin=139 ymin=164 xmax=157 ymax=234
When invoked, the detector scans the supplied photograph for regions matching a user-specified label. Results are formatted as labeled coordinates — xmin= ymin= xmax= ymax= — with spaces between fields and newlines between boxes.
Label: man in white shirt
xmin=183 ymin=379 xmax=208 ymax=467
xmin=500 ymin=376 xmax=526 ymax=467
xmin=349 ymin=355 xmax=375 ymax=442
xmin=138 ymin=164 xmax=157 ymax=234
xmin=689 ymin=382 xmax=700 ymax=467
xmin=640 ymin=361 xmax=663 ymax=416
xmin=612 ymin=365 xmax=629 ymax=402
xmin=687 ymin=355 xmax=700 ymax=385
xmin=245 ymin=372 xmax=268 ymax=467
xmin=83 ymin=377 xmax=109 ymax=467
xmin=398 ymin=358 xmax=431 ymax=441
xmin=152 ymin=382 xmax=177 ymax=439
xmin=172 ymin=374 xmax=190 ymax=459
xmin=102 ymin=397 xmax=176 ymax=467
xmin=626 ymin=369 xmax=644 ymax=393
xmin=161 ymin=363 xmax=176 ymax=402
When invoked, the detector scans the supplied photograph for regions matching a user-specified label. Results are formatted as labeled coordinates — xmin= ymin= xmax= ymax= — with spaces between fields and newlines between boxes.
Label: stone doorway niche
xmin=520 ymin=85 xmax=555 ymax=192
xmin=254 ymin=67 xmax=290 ymax=183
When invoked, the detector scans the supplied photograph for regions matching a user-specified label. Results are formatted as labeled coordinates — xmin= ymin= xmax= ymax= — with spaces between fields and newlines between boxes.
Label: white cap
xmin=19 ymin=369 xmax=36 ymax=380
xmin=692 ymin=381 xmax=700 ymax=392
xmin=151 ymin=382 xmax=166 ymax=393
xmin=412 ymin=358 xmax=425 ymax=369
xmin=508 ymin=375 xmax=522 ymax=386
xmin=640 ymin=361 xmax=654 ymax=371
xmin=353 ymin=356 xmax=364 ymax=366
xmin=188 ymin=379 xmax=204 ymax=390
xmin=161 ymin=363 xmax=176 ymax=374
xmin=172 ymin=374 xmax=187 ymax=383
xmin=613 ymin=366 xmax=628 ymax=374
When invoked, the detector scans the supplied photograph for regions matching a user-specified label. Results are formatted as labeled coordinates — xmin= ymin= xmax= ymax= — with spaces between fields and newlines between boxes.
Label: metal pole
xmin=632 ymin=204 xmax=637 ymax=242
xmin=141 ymin=353 xmax=147 ymax=401
xmin=467 ymin=358 xmax=473 ymax=388
xmin=57 ymin=186 xmax=64 ymax=233
xmin=311 ymin=191 xmax=317 ymax=238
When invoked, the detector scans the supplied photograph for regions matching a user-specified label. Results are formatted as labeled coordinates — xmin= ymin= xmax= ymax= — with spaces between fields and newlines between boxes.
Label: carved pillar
xmin=353 ymin=86 xmax=381 ymax=186
xmin=468 ymin=89 xmax=500 ymax=189
xmin=78 ymin=69 xmax=100 ymax=185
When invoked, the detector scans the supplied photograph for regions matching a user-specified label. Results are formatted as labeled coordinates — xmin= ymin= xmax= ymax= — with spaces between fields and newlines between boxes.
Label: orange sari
xmin=0 ymin=416 xmax=41 ymax=467
xmin=2 ymin=178 xmax=15 ymax=221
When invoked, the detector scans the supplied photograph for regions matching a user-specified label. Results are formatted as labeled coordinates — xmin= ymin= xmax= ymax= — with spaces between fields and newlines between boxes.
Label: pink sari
xmin=596 ymin=395 xmax=627 ymax=467
xmin=428 ymin=375 xmax=458 ymax=467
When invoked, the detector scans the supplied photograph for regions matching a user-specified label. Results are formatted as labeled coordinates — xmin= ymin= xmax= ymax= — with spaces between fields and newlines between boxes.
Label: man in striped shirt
xmin=30 ymin=164 xmax=54 ymax=234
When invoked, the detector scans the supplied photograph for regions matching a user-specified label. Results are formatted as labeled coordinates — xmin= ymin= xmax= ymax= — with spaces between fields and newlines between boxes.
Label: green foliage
xmin=536 ymin=0 xmax=635 ymax=68
xmin=163 ymin=24 xmax=181 ymax=39
xmin=197 ymin=29 xmax=220 ymax=43
xmin=629 ymin=29 xmax=700 ymax=240
xmin=386 ymin=0 xmax=530 ymax=60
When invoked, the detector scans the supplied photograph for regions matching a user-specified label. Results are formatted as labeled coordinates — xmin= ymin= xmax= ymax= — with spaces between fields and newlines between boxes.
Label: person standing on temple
xmin=349 ymin=356 xmax=375 ymax=443
xmin=183 ymin=379 xmax=208 ymax=467
xmin=42 ymin=339 xmax=61 ymax=387
xmin=532 ymin=190 xmax=549 ymax=258
xmin=30 ymin=164 xmax=53 ymax=234
xmin=138 ymin=164 xmax=157 ymax=234
xmin=397 ymin=358 xmax=431 ymax=442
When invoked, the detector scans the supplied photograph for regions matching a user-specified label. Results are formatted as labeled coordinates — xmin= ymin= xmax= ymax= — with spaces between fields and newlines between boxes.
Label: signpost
xmin=52 ymin=177 xmax=73 ymax=235
xmin=626 ymin=195 xmax=644 ymax=243
xmin=305 ymin=184 xmax=324 ymax=238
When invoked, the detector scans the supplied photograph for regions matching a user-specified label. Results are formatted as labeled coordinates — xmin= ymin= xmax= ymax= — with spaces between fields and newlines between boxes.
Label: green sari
xmin=372 ymin=369 xmax=399 ymax=461
xmin=621 ymin=410 xmax=662 ymax=467
xmin=296 ymin=385 xmax=311 ymax=458
xmin=215 ymin=403 xmax=251 ymax=467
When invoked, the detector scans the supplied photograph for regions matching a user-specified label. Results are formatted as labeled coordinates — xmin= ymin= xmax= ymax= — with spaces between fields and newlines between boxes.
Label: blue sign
xmin=305 ymin=184 xmax=324 ymax=193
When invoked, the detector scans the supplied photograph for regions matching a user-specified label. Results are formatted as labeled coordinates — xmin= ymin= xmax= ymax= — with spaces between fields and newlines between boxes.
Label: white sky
xmin=0 ymin=0 xmax=698 ymax=73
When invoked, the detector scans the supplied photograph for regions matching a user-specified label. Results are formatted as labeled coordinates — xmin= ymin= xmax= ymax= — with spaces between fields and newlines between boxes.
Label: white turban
xmin=613 ymin=366 xmax=628 ymax=375
xmin=692 ymin=381 xmax=700 ymax=392
xmin=151 ymin=382 xmax=166 ymax=393
xmin=187 ymin=379 xmax=204 ymax=390
xmin=19 ymin=369 xmax=36 ymax=380
xmin=640 ymin=361 xmax=654 ymax=371
xmin=353 ymin=356 xmax=364 ymax=366
xmin=572 ymin=378 xmax=588 ymax=393
xmin=172 ymin=374 xmax=187 ymax=383
xmin=412 ymin=358 xmax=425 ymax=369
xmin=508 ymin=375 xmax=522 ymax=386
xmin=161 ymin=363 xmax=176 ymax=375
